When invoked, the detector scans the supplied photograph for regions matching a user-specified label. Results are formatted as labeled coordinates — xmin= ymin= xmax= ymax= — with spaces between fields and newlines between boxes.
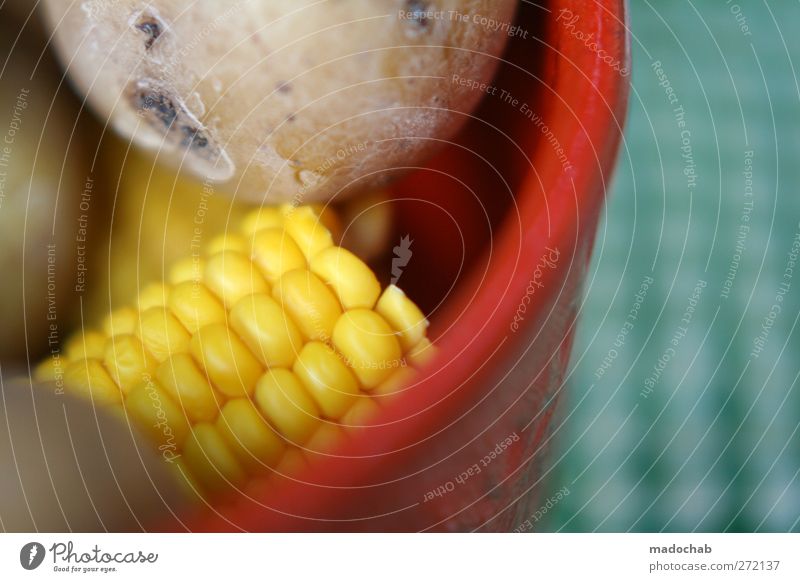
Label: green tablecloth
xmin=540 ymin=1 xmax=800 ymax=532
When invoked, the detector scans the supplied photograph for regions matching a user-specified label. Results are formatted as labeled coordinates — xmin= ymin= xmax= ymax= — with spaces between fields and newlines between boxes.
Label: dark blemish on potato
xmin=180 ymin=125 xmax=210 ymax=149
xmin=285 ymin=113 xmax=296 ymax=123
xmin=128 ymin=80 xmax=234 ymax=180
xmin=406 ymin=0 xmax=430 ymax=28
xmin=134 ymin=88 xmax=177 ymax=128
xmin=276 ymin=82 xmax=291 ymax=94
xmin=135 ymin=17 xmax=163 ymax=49
xmin=129 ymin=82 xmax=212 ymax=154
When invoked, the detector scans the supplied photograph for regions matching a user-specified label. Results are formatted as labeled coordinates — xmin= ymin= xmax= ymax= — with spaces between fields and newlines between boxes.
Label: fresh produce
xmin=41 ymin=0 xmax=517 ymax=203
xmin=84 ymin=144 xmax=252 ymax=321
xmin=0 ymin=14 xmax=96 ymax=362
xmin=37 ymin=204 xmax=434 ymax=497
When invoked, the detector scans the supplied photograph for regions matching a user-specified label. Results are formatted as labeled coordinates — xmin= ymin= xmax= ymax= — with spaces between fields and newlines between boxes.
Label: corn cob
xmin=36 ymin=203 xmax=434 ymax=499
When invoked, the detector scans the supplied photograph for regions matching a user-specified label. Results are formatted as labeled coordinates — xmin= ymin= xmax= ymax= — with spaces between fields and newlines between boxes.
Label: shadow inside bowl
xmin=385 ymin=3 xmax=549 ymax=327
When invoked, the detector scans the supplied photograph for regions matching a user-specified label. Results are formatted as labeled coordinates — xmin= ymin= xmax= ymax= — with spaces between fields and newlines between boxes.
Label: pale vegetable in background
xmin=42 ymin=0 xmax=517 ymax=203
xmin=0 ymin=17 xmax=94 ymax=362
xmin=0 ymin=380 xmax=185 ymax=531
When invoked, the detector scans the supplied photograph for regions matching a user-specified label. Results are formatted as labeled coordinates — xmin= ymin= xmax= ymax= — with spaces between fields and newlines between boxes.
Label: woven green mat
xmin=539 ymin=1 xmax=800 ymax=532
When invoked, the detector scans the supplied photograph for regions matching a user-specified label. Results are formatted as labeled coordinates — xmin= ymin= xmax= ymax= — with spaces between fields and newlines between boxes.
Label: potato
xmin=41 ymin=0 xmax=517 ymax=204
xmin=0 ymin=17 xmax=97 ymax=362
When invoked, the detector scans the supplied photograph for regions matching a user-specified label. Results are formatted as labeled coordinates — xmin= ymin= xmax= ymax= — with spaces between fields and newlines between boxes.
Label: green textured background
xmin=539 ymin=1 xmax=800 ymax=532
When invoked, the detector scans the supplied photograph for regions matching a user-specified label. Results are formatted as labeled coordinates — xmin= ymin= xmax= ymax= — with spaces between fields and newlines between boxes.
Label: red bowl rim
xmin=177 ymin=0 xmax=630 ymax=532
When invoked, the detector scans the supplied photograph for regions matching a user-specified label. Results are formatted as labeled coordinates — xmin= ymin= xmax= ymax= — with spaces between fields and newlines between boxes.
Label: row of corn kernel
xmin=35 ymin=204 xmax=435 ymax=499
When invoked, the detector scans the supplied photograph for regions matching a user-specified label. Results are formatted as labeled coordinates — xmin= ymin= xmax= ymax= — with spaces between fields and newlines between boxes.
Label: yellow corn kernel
xmin=340 ymin=397 xmax=381 ymax=428
xmin=168 ymin=281 xmax=226 ymax=333
xmin=283 ymin=205 xmax=334 ymax=259
xmin=250 ymin=228 xmax=307 ymax=282
xmin=204 ymin=250 xmax=270 ymax=308
xmin=338 ymin=189 xmax=392 ymax=262
xmin=408 ymin=337 xmax=438 ymax=368
xmin=277 ymin=203 xmax=296 ymax=218
xmin=305 ymin=422 xmax=346 ymax=456
xmin=125 ymin=379 xmax=191 ymax=449
xmin=64 ymin=331 xmax=106 ymax=360
xmin=216 ymin=398 xmax=285 ymax=472
xmin=156 ymin=353 xmax=222 ymax=423
xmin=135 ymin=308 xmax=192 ymax=362
xmin=102 ymin=307 xmax=137 ymax=338
xmin=310 ymin=246 xmax=381 ymax=310
xmin=34 ymin=357 xmax=62 ymax=383
xmin=183 ymin=423 xmax=247 ymax=492
xmin=230 ymin=294 xmax=303 ymax=368
xmin=332 ymin=309 xmax=402 ymax=389
xmin=370 ymin=366 xmax=418 ymax=398
xmin=275 ymin=447 xmax=308 ymax=475
xmin=311 ymin=204 xmax=343 ymax=242
xmin=138 ymin=283 xmax=169 ymax=311
xmin=63 ymin=359 xmax=121 ymax=405
xmin=206 ymin=233 xmax=247 ymax=256
xmin=293 ymin=341 xmax=359 ymax=419
xmin=241 ymin=206 xmax=283 ymax=236
xmin=190 ymin=323 xmax=263 ymax=398
xmin=254 ymin=369 xmax=321 ymax=444
xmin=169 ymin=256 xmax=203 ymax=285
xmin=103 ymin=335 xmax=155 ymax=394
xmin=376 ymin=285 xmax=429 ymax=351
xmin=272 ymin=269 xmax=342 ymax=342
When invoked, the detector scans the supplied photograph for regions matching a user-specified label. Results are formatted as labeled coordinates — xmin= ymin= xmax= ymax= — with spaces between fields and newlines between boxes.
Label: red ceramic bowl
xmin=170 ymin=0 xmax=629 ymax=532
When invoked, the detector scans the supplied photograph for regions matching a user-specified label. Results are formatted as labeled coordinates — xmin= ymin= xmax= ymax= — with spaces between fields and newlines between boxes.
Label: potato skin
xmin=42 ymin=0 xmax=517 ymax=203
